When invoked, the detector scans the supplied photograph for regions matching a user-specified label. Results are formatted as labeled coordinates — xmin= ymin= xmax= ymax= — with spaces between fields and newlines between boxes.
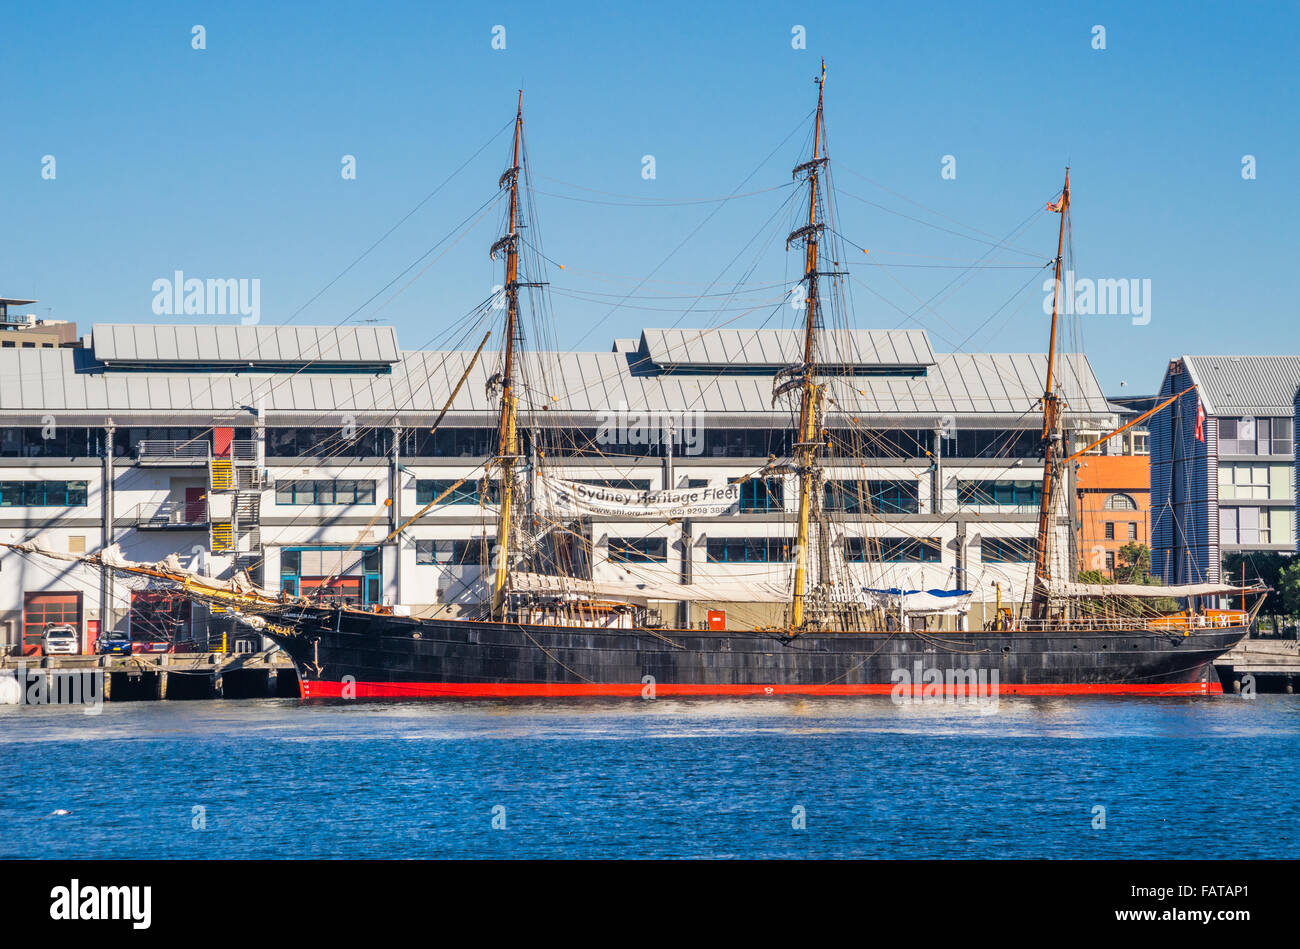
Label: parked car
xmin=41 ymin=624 xmax=79 ymax=656
xmin=131 ymin=636 xmax=173 ymax=654
xmin=94 ymin=631 xmax=132 ymax=655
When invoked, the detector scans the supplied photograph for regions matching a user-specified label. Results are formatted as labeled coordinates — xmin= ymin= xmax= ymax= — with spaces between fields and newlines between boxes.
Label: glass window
xmin=276 ymin=479 xmax=376 ymax=505
xmin=705 ymin=537 xmax=793 ymax=563
xmin=844 ymin=536 xmax=942 ymax=563
xmin=0 ymin=480 xmax=88 ymax=507
xmin=416 ymin=479 xmax=500 ymax=505
xmin=416 ymin=540 xmax=481 ymax=565
xmin=980 ymin=537 xmax=1035 ymax=564
xmin=608 ymin=537 xmax=669 ymax=564
xmin=824 ymin=479 xmax=919 ymax=514
xmin=1103 ymin=493 xmax=1137 ymax=511
xmin=957 ymin=480 xmax=1041 ymax=507
xmin=731 ymin=477 xmax=784 ymax=513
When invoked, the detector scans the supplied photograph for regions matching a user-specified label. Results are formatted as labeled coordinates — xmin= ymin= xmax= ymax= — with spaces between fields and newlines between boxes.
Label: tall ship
xmin=4 ymin=66 xmax=1263 ymax=696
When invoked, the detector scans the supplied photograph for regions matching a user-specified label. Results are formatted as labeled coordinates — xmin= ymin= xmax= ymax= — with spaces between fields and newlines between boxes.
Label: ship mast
xmin=489 ymin=92 xmax=525 ymax=620
xmin=1029 ymin=168 xmax=1070 ymax=621
xmin=788 ymin=61 xmax=828 ymax=630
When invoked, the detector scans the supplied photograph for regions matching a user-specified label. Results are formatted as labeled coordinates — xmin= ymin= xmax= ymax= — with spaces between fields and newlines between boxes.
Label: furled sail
xmin=1040 ymin=579 xmax=1266 ymax=599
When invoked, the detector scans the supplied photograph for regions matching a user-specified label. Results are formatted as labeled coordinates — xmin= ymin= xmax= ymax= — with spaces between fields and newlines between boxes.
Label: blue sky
xmin=2 ymin=0 xmax=1295 ymax=393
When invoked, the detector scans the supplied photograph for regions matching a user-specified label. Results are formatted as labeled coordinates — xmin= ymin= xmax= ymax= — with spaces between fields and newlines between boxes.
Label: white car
xmin=42 ymin=624 xmax=79 ymax=656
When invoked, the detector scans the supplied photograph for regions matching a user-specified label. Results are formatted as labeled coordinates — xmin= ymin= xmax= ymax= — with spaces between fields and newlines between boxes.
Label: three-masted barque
xmin=3 ymin=65 xmax=1264 ymax=697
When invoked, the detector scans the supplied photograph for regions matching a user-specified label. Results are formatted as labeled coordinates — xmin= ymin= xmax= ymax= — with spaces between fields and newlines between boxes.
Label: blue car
xmin=94 ymin=632 xmax=132 ymax=655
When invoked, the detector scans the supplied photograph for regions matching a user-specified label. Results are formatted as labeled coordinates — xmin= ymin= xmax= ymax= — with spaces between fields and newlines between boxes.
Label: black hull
xmin=261 ymin=607 xmax=1246 ymax=698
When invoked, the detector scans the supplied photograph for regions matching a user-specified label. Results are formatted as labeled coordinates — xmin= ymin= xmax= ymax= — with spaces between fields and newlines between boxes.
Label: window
xmin=1127 ymin=522 xmax=1138 ymax=540
xmin=1103 ymin=493 xmax=1137 ymax=510
xmin=844 ymin=536 xmax=942 ymax=563
xmin=1105 ymin=551 xmax=1116 ymax=572
xmin=275 ymin=479 xmax=376 ymax=505
xmin=1219 ymin=418 xmax=1291 ymax=456
xmin=1220 ymin=506 xmax=1290 ymax=546
xmin=1104 ymin=522 xmax=1115 ymax=540
xmin=940 ymin=429 xmax=1040 ymax=459
xmin=705 ymin=537 xmax=794 ymax=563
xmin=684 ymin=478 xmax=709 ymax=489
xmin=824 ymin=479 xmax=919 ymax=514
xmin=414 ymin=539 xmax=481 ymax=565
xmin=415 ymin=479 xmax=501 ymax=505
xmin=980 ymin=537 xmax=1034 ymax=564
xmin=400 ymin=427 xmax=497 ymax=458
xmin=0 ymin=480 xmax=88 ymax=506
xmin=731 ymin=477 xmax=784 ymax=513
xmin=608 ymin=537 xmax=669 ymax=564
xmin=1219 ymin=463 xmax=1289 ymax=500
xmin=701 ymin=429 xmax=794 ymax=459
xmin=957 ymin=480 xmax=1041 ymax=507
xmin=268 ymin=427 xmax=389 ymax=458
xmin=827 ymin=428 xmax=930 ymax=458
xmin=280 ymin=546 xmax=382 ymax=606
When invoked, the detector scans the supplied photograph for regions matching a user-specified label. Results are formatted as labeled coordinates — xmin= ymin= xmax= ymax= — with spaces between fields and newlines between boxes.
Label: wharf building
xmin=0 ymin=321 xmax=1112 ymax=654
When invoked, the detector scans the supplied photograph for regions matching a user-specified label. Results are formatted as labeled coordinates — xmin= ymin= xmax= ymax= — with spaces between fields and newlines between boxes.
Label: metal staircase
xmin=207 ymin=431 xmax=263 ymax=568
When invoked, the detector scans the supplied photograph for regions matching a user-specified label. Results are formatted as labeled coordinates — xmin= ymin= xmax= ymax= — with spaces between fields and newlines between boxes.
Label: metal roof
xmin=90 ymin=323 xmax=401 ymax=366
xmin=638 ymin=327 xmax=935 ymax=369
xmin=0 ymin=329 xmax=1111 ymax=428
xmin=1177 ymin=355 xmax=1300 ymax=417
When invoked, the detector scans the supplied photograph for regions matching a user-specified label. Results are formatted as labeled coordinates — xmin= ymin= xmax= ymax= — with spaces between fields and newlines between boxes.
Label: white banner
xmin=539 ymin=476 xmax=739 ymax=519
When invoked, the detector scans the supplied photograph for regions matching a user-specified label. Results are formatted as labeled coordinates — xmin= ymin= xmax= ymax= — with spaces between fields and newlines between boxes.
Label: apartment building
xmin=1151 ymin=355 xmax=1300 ymax=583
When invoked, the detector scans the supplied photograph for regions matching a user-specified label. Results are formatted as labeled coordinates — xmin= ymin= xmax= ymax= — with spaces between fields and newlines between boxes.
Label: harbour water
xmin=3 ymin=696 xmax=1297 ymax=859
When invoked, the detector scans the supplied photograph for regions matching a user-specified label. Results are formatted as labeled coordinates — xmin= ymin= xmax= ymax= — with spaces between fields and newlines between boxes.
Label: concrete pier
xmin=1216 ymin=639 xmax=1300 ymax=694
xmin=0 ymin=651 xmax=298 ymax=701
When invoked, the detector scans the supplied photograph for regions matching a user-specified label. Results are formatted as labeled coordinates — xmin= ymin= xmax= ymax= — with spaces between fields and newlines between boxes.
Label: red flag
xmin=1195 ymin=401 xmax=1206 ymax=442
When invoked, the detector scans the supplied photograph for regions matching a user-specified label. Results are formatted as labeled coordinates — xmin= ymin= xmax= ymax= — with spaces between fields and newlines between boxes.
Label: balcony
xmin=134 ymin=500 xmax=208 ymax=530
xmin=136 ymin=440 xmax=210 ymax=464
xmin=230 ymin=440 xmax=257 ymax=463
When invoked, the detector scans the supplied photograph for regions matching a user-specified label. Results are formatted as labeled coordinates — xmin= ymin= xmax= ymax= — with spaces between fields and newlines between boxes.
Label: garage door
xmin=23 ymin=592 xmax=82 ymax=656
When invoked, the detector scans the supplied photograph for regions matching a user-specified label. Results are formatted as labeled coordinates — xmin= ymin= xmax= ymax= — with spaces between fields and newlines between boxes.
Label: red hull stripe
xmin=300 ymin=679 xmax=1222 ymax=698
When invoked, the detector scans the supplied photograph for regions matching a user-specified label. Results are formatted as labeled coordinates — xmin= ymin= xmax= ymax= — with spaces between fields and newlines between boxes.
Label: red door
xmin=185 ymin=486 xmax=207 ymax=523
xmin=23 ymin=592 xmax=82 ymax=656
xmin=213 ymin=427 xmax=234 ymax=458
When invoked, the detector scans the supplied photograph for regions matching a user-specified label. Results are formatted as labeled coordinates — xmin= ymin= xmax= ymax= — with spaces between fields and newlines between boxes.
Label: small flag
xmin=1195 ymin=400 xmax=1206 ymax=442
xmin=1047 ymin=197 xmax=1066 ymax=213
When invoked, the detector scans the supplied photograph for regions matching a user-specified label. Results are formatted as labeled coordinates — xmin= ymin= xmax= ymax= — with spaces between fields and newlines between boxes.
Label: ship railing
xmin=1017 ymin=614 xmax=1246 ymax=634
